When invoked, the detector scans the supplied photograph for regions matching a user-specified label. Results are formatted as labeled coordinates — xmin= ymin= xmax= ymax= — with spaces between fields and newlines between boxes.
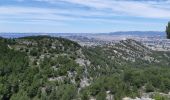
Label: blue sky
xmin=0 ymin=0 xmax=170 ymax=33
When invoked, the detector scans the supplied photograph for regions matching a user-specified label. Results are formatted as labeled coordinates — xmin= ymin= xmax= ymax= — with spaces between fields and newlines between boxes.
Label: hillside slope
xmin=0 ymin=36 xmax=170 ymax=100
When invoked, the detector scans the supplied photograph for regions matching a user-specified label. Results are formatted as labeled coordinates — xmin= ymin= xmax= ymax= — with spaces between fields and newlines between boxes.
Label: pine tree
xmin=166 ymin=22 xmax=170 ymax=39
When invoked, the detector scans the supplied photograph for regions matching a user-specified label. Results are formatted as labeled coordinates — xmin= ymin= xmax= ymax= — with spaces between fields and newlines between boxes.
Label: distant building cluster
xmin=138 ymin=39 xmax=170 ymax=51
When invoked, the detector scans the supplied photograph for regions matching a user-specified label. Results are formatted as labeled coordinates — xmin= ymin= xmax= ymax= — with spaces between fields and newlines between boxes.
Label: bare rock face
xmin=106 ymin=91 xmax=113 ymax=100
xmin=75 ymin=58 xmax=86 ymax=66
xmin=123 ymin=97 xmax=154 ymax=100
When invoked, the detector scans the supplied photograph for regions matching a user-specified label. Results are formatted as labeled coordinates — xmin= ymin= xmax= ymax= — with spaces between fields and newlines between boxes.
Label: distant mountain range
xmin=107 ymin=31 xmax=165 ymax=36
xmin=0 ymin=31 xmax=166 ymax=38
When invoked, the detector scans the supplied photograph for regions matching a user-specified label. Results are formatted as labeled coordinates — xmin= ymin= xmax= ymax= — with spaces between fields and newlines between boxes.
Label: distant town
xmin=1 ymin=31 xmax=170 ymax=51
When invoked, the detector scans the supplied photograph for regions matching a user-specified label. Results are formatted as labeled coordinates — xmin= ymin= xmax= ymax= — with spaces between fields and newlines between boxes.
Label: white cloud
xmin=0 ymin=6 xmax=124 ymax=23
xmin=35 ymin=0 xmax=170 ymax=19
xmin=1 ymin=0 xmax=170 ymax=21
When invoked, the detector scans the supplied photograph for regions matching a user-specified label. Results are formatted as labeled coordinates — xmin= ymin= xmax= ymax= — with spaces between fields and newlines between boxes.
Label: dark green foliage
xmin=81 ymin=90 xmax=89 ymax=100
xmin=86 ymin=74 xmax=138 ymax=99
xmin=153 ymin=93 xmax=170 ymax=100
xmin=30 ymin=48 xmax=39 ymax=56
xmin=166 ymin=22 xmax=170 ymax=39
xmin=44 ymin=84 xmax=77 ymax=100
xmin=1 ymin=36 xmax=170 ymax=100
xmin=96 ymin=89 xmax=106 ymax=100
xmin=145 ymin=83 xmax=154 ymax=92
xmin=0 ymin=39 xmax=29 ymax=100
xmin=0 ymin=37 xmax=80 ymax=100
xmin=81 ymin=67 xmax=170 ymax=99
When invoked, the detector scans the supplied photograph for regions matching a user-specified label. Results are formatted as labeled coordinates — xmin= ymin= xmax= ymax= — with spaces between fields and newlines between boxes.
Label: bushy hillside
xmin=0 ymin=36 xmax=170 ymax=100
xmin=0 ymin=36 xmax=84 ymax=100
xmin=85 ymin=39 xmax=170 ymax=68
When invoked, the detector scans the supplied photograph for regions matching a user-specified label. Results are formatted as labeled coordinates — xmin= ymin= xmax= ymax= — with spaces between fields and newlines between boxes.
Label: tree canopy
xmin=166 ymin=22 xmax=170 ymax=39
